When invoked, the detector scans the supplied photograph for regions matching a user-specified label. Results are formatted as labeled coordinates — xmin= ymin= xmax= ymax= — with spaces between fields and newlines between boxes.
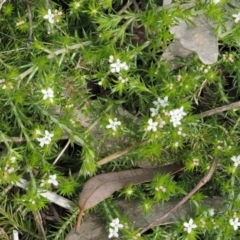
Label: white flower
xmin=47 ymin=174 xmax=58 ymax=187
xmin=41 ymin=88 xmax=54 ymax=102
xmin=233 ymin=12 xmax=240 ymax=23
xmin=108 ymin=228 xmax=119 ymax=238
xmin=169 ymin=106 xmax=187 ymax=128
xmin=183 ymin=218 xmax=197 ymax=233
xmin=147 ymin=118 xmax=158 ymax=132
xmin=106 ymin=118 xmax=121 ymax=131
xmin=153 ymin=96 xmax=169 ymax=108
xmin=212 ymin=0 xmax=220 ymax=4
xmin=231 ymin=155 xmax=240 ymax=167
xmin=43 ymin=9 xmax=55 ymax=24
xmin=208 ymin=208 xmax=215 ymax=216
xmin=110 ymin=218 xmax=123 ymax=231
xmin=37 ymin=137 xmax=48 ymax=147
xmin=37 ymin=130 xmax=54 ymax=147
xmin=44 ymin=130 xmax=53 ymax=142
xmin=110 ymin=59 xmax=129 ymax=73
xmin=230 ymin=217 xmax=240 ymax=230
xmin=150 ymin=107 xmax=159 ymax=117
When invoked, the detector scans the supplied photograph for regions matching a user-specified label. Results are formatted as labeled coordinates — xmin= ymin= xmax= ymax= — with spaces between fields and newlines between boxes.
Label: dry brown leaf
xmin=170 ymin=14 xmax=218 ymax=64
xmin=75 ymin=163 xmax=183 ymax=232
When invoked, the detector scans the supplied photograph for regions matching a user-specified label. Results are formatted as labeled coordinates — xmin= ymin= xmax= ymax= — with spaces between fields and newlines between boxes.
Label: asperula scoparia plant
xmin=1 ymin=0 xmax=240 ymax=239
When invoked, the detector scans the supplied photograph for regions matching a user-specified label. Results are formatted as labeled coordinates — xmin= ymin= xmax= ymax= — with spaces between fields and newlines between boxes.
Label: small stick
xmin=34 ymin=211 xmax=47 ymax=240
xmin=97 ymin=146 xmax=134 ymax=166
xmin=45 ymin=0 xmax=51 ymax=34
xmin=198 ymin=101 xmax=240 ymax=118
xmin=53 ymin=139 xmax=71 ymax=165
xmin=140 ymin=157 xmax=218 ymax=234
xmin=13 ymin=230 xmax=19 ymax=240
xmin=97 ymin=141 xmax=146 ymax=166
xmin=132 ymin=0 xmax=140 ymax=13
xmin=118 ymin=0 xmax=133 ymax=15
xmin=0 ymin=135 xmax=69 ymax=143
xmin=25 ymin=0 xmax=32 ymax=48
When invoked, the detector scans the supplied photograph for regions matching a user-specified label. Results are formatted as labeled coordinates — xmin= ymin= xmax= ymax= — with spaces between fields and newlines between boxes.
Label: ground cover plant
xmin=1 ymin=0 xmax=240 ymax=239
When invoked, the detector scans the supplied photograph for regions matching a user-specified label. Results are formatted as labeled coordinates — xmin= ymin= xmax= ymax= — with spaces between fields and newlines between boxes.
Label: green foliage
xmin=1 ymin=0 xmax=240 ymax=239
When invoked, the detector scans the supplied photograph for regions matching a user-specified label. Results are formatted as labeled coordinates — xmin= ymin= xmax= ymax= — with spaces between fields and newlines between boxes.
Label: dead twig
xmin=140 ymin=157 xmax=218 ymax=234
xmin=25 ymin=0 xmax=32 ymax=48
xmin=34 ymin=211 xmax=47 ymax=240
xmin=0 ymin=135 xmax=69 ymax=143
xmin=53 ymin=138 xmax=71 ymax=165
xmin=45 ymin=0 xmax=51 ymax=34
xmin=132 ymin=0 xmax=140 ymax=13
xmin=97 ymin=141 xmax=146 ymax=166
xmin=118 ymin=0 xmax=133 ymax=15
xmin=199 ymin=101 xmax=240 ymax=118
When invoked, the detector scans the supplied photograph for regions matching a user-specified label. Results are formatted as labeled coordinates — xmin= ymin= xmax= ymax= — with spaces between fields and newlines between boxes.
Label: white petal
xmin=148 ymin=118 xmax=153 ymax=124
xmin=110 ymin=68 xmax=116 ymax=73
xmin=52 ymin=179 xmax=58 ymax=186
xmin=152 ymin=126 xmax=157 ymax=132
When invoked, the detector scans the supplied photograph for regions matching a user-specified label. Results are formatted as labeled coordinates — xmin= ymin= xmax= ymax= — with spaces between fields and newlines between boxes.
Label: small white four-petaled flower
xmin=41 ymin=88 xmax=54 ymax=102
xmin=108 ymin=228 xmax=118 ymax=238
xmin=109 ymin=56 xmax=129 ymax=73
xmin=106 ymin=118 xmax=121 ymax=132
xmin=153 ymin=96 xmax=169 ymax=108
xmin=47 ymin=174 xmax=59 ymax=187
xmin=108 ymin=218 xmax=123 ymax=239
xmin=150 ymin=107 xmax=159 ymax=117
xmin=232 ymin=12 xmax=240 ymax=23
xmin=229 ymin=217 xmax=240 ymax=230
xmin=231 ymin=155 xmax=240 ymax=167
xmin=169 ymin=106 xmax=186 ymax=128
xmin=43 ymin=9 xmax=55 ymax=24
xmin=147 ymin=118 xmax=158 ymax=132
xmin=183 ymin=218 xmax=197 ymax=233
xmin=37 ymin=130 xmax=54 ymax=147
xmin=110 ymin=218 xmax=123 ymax=230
